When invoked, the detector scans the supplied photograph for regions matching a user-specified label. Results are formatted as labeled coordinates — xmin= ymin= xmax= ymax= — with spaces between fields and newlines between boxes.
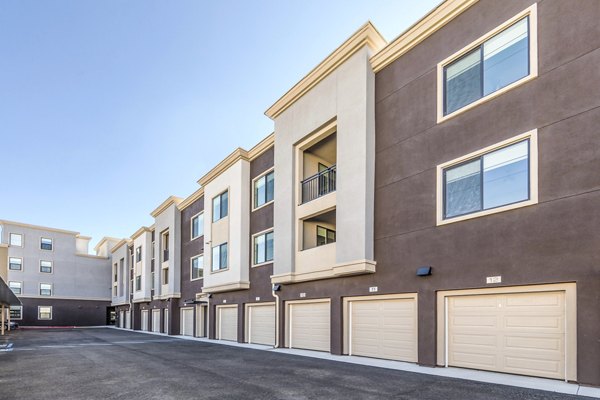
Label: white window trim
xmin=40 ymin=260 xmax=53 ymax=274
xmin=38 ymin=306 xmax=53 ymax=320
xmin=40 ymin=236 xmax=54 ymax=252
xmin=39 ymin=282 xmax=53 ymax=296
xmin=436 ymin=4 xmax=538 ymax=123
xmin=252 ymin=229 xmax=274 ymax=267
xmin=210 ymin=242 xmax=229 ymax=273
xmin=212 ymin=190 xmax=229 ymax=222
xmin=252 ymin=167 xmax=275 ymax=211
xmin=190 ymin=253 xmax=204 ymax=281
xmin=8 ymin=256 xmax=23 ymax=271
xmin=8 ymin=281 xmax=22 ymax=295
xmin=190 ymin=211 xmax=204 ymax=241
xmin=9 ymin=233 xmax=23 ymax=247
xmin=10 ymin=305 xmax=23 ymax=321
xmin=436 ymin=129 xmax=538 ymax=226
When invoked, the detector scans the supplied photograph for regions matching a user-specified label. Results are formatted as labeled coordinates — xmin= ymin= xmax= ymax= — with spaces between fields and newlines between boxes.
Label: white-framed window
xmin=9 ymin=257 xmax=22 ymax=271
xmin=253 ymin=231 xmax=274 ymax=265
xmin=161 ymin=231 xmax=170 ymax=262
xmin=38 ymin=306 xmax=52 ymax=320
xmin=211 ymin=243 xmax=228 ymax=272
xmin=191 ymin=254 xmax=204 ymax=280
xmin=40 ymin=260 xmax=53 ymax=273
xmin=9 ymin=233 xmax=23 ymax=247
xmin=437 ymin=5 xmax=538 ymax=122
xmin=40 ymin=237 xmax=53 ymax=251
xmin=135 ymin=246 xmax=142 ymax=263
xmin=162 ymin=267 xmax=169 ymax=285
xmin=40 ymin=283 xmax=53 ymax=296
xmin=253 ymin=170 xmax=275 ymax=209
xmin=212 ymin=191 xmax=229 ymax=222
xmin=191 ymin=212 xmax=204 ymax=239
xmin=437 ymin=130 xmax=538 ymax=225
xmin=8 ymin=281 xmax=22 ymax=295
xmin=10 ymin=306 xmax=22 ymax=320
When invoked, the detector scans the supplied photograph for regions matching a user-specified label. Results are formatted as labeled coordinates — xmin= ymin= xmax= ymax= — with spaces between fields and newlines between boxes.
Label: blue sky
xmin=0 ymin=0 xmax=440 ymax=249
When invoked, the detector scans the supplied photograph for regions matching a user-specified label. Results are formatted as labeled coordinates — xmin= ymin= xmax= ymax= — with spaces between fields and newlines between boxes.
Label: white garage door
xmin=141 ymin=310 xmax=148 ymax=331
xmin=152 ymin=309 xmax=161 ymax=333
xmin=126 ymin=311 xmax=131 ymax=329
xmin=247 ymin=304 xmax=275 ymax=346
xmin=288 ymin=301 xmax=330 ymax=352
xmin=349 ymin=297 xmax=417 ymax=362
xmin=181 ymin=308 xmax=194 ymax=336
xmin=119 ymin=311 xmax=124 ymax=328
xmin=217 ymin=306 xmax=238 ymax=341
xmin=448 ymin=291 xmax=566 ymax=379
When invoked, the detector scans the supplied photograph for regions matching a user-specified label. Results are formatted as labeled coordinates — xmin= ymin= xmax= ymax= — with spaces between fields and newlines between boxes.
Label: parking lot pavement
xmin=0 ymin=328 xmax=590 ymax=400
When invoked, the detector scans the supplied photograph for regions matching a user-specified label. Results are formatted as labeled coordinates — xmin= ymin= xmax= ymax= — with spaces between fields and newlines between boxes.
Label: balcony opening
xmin=302 ymin=209 xmax=336 ymax=251
xmin=301 ymin=132 xmax=336 ymax=203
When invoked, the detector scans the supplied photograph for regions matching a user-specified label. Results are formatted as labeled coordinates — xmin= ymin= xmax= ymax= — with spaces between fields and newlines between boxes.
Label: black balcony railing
xmin=301 ymin=165 xmax=336 ymax=204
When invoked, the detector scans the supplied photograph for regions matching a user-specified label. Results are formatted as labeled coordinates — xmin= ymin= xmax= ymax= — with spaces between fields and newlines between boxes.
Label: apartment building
xmin=93 ymin=0 xmax=600 ymax=388
xmin=0 ymin=220 xmax=113 ymax=326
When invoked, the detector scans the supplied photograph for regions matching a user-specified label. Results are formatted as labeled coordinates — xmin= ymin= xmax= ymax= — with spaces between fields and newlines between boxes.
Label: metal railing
xmin=301 ymin=165 xmax=336 ymax=204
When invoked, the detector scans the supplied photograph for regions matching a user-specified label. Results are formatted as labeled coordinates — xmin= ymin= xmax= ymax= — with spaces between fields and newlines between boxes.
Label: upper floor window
xmin=212 ymin=191 xmax=228 ymax=222
xmin=253 ymin=231 xmax=274 ymax=265
xmin=162 ymin=231 xmax=169 ymax=262
xmin=211 ymin=243 xmax=228 ymax=272
xmin=439 ymin=5 xmax=537 ymax=121
xmin=9 ymin=257 xmax=22 ymax=271
xmin=8 ymin=281 xmax=21 ymax=295
xmin=40 ymin=237 xmax=53 ymax=251
xmin=136 ymin=246 xmax=142 ymax=262
xmin=135 ymin=275 xmax=141 ymax=291
xmin=40 ymin=283 xmax=52 ymax=296
xmin=254 ymin=170 xmax=274 ymax=209
xmin=316 ymin=226 xmax=336 ymax=247
xmin=438 ymin=131 xmax=538 ymax=224
xmin=113 ymin=263 xmax=118 ymax=282
xmin=191 ymin=254 xmax=203 ymax=280
xmin=40 ymin=260 xmax=53 ymax=273
xmin=191 ymin=213 xmax=204 ymax=239
xmin=9 ymin=233 xmax=22 ymax=247
xmin=10 ymin=306 xmax=22 ymax=320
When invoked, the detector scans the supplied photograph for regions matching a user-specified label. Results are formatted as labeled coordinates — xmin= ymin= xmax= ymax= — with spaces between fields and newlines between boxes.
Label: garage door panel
xmin=289 ymin=302 xmax=330 ymax=352
xmin=181 ymin=309 xmax=194 ymax=337
xmin=448 ymin=291 xmax=566 ymax=380
xmin=248 ymin=304 xmax=275 ymax=346
xmin=350 ymin=298 xmax=417 ymax=362
xmin=218 ymin=307 xmax=238 ymax=341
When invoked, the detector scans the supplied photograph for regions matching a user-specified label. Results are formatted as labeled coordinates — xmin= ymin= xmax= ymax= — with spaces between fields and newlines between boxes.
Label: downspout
xmin=271 ymin=284 xmax=280 ymax=348
xmin=206 ymin=295 xmax=211 ymax=339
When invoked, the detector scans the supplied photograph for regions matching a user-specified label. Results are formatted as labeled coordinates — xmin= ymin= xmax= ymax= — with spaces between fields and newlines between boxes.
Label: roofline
xmin=150 ymin=196 xmax=183 ymax=218
xmin=370 ymin=0 xmax=478 ymax=72
xmin=93 ymin=236 xmax=123 ymax=252
xmin=110 ymin=239 xmax=131 ymax=254
xmin=130 ymin=226 xmax=151 ymax=241
xmin=178 ymin=187 xmax=205 ymax=211
xmin=0 ymin=219 xmax=80 ymax=236
xmin=265 ymin=22 xmax=387 ymax=119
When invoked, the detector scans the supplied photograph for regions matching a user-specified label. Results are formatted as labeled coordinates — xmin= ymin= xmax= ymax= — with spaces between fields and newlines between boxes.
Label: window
xmin=316 ymin=226 xmax=336 ymax=246
xmin=136 ymin=246 xmax=142 ymax=262
xmin=40 ymin=260 xmax=53 ymax=273
xmin=254 ymin=170 xmax=274 ymax=209
xmin=212 ymin=191 xmax=229 ymax=222
xmin=9 ymin=233 xmax=22 ymax=247
xmin=151 ymin=272 xmax=155 ymax=290
xmin=135 ymin=275 xmax=141 ymax=291
xmin=10 ymin=306 xmax=22 ymax=320
xmin=9 ymin=257 xmax=22 ymax=271
xmin=38 ymin=306 xmax=52 ymax=320
xmin=40 ymin=237 xmax=53 ymax=251
xmin=40 ymin=283 xmax=52 ymax=296
xmin=191 ymin=255 xmax=203 ymax=280
xmin=442 ymin=137 xmax=533 ymax=221
xmin=211 ymin=243 xmax=228 ymax=271
xmin=8 ymin=281 xmax=21 ymax=295
xmin=162 ymin=231 xmax=169 ymax=262
xmin=191 ymin=213 xmax=204 ymax=239
xmin=253 ymin=231 xmax=274 ymax=265
xmin=162 ymin=267 xmax=169 ymax=285
xmin=440 ymin=8 xmax=535 ymax=119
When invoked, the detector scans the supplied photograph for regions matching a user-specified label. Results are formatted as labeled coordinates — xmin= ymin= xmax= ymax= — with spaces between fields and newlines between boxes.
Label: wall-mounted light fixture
xmin=272 ymin=284 xmax=281 ymax=292
xmin=416 ymin=266 xmax=432 ymax=277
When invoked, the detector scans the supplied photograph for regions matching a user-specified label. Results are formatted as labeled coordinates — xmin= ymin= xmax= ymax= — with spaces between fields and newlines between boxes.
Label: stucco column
xmin=1 ymin=305 xmax=4 ymax=336
xmin=7 ymin=306 xmax=10 ymax=331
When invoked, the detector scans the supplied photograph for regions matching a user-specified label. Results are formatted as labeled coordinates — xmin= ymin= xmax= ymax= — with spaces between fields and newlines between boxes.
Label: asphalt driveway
xmin=0 ymin=328 xmax=588 ymax=399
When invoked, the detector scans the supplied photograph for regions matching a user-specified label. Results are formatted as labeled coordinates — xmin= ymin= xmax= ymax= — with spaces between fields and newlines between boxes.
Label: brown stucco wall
xmin=273 ymin=0 xmax=600 ymax=386
xmin=20 ymin=298 xmax=111 ymax=326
